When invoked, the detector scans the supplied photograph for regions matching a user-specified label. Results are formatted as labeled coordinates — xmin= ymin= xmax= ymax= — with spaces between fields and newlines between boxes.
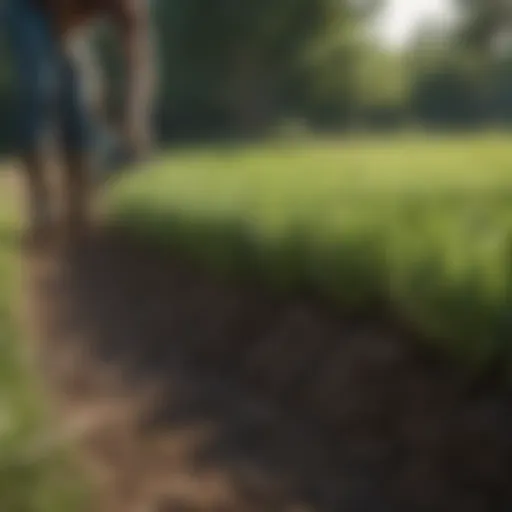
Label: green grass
xmin=106 ymin=133 xmax=512 ymax=377
xmin=0 ymin=177 xmax=89 ymax=512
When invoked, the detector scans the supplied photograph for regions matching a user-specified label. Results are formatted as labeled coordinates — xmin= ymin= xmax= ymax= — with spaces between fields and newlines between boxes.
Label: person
xmin=4 ymin=0 xmax=155 ymax=242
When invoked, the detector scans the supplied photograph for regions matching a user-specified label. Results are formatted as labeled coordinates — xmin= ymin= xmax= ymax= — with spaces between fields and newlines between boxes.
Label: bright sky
xmin=374 ymin=0 xmax=459 ymax=49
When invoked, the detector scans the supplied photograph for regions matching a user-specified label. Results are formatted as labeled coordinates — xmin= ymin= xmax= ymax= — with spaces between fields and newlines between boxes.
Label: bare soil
xmin=21 ymin=226 xmax=512 ymax=512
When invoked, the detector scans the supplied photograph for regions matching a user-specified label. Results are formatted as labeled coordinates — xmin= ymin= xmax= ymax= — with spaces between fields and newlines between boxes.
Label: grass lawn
xmin=106 ymin=133 xmax=512 ymax=377
xmin=0 ymin=172 xmax=88 ymax=512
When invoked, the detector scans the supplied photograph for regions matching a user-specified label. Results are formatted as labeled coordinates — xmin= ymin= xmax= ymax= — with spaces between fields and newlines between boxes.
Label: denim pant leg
xmin=4 ymin=0 xmax=57 ymax=153
xmin=5 ymin=0 xmax=129 ymax=172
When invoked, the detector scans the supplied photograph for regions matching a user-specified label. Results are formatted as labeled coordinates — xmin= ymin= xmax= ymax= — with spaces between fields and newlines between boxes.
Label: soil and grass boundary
xmin=105 ymin=136 xmax=512 ymax=380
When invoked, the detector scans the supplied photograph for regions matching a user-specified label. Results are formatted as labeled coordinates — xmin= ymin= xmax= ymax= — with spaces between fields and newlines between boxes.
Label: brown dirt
xmin=21 ymin=226 xmax=512 ymax=512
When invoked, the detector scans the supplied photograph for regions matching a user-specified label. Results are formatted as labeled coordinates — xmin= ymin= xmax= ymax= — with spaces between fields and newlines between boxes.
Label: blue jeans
xmin=4 ymin=0 xmax=91 ymax=154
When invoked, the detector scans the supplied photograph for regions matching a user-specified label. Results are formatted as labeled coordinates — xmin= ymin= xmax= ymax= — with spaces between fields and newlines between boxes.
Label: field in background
xmin=0 ymin=172 xmax=87 ymax=512
xmin=107 ymin=133 xmax=512 ymax=377
xmin=1 ymin=132 xmax=512 ymax=508
xmin=1 ymin=133 xmax=512 ymax=509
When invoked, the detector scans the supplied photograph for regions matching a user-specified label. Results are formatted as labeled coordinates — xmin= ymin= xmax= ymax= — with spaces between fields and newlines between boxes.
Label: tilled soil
xmin=22 ymin=227 xmax=512 ymax=512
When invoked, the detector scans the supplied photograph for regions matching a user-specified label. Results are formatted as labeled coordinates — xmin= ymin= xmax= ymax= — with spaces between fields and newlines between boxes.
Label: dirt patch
xmin=22 ymin=227 xmax=512 ymax=512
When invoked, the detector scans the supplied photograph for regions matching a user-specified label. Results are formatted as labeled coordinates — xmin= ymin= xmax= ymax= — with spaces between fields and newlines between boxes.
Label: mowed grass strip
xmin=106 ymin=134 xmax=512 ymax=376
xmin=0 ymin=173 xmax=88 ymax=512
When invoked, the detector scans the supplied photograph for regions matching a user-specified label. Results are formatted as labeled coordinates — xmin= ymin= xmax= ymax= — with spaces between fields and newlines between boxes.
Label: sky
xmin=374 ymin=0 xmax=459 ymax=49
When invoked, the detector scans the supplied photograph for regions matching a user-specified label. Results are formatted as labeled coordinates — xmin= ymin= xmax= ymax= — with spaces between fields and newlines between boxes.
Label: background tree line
xmin=0 ymin=0 xmax=511 ymax=153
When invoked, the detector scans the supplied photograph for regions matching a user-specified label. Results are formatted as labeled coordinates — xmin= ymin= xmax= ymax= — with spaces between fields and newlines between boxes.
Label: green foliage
xmin=0 ymin=187 xmax=89 ymax=511
xmin=455 ymin=0 xmax=512 ymax=52
xmin=4 ymin=0 xmax=512 ymax=146
xmin=107 ymin=135 xmax=512 ymax=377
xmin=99 ymin=0 xmax=381 ymax=135
xmin=0 ymin=38 xmax=16 ymax=153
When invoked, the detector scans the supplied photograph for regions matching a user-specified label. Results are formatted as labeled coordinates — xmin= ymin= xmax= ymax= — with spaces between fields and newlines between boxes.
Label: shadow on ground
xmin=22 ymin=228 xmax=512 ymax=512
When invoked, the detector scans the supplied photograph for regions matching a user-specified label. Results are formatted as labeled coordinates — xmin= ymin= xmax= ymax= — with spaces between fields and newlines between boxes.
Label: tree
xmin=407 ymin=17 xmax=483 ymax=127
xmin=149 ymin=0 xmax=382 ymax=136
xmin=0 ymin=36 xmax=16 ymax=153
xmin=454 ymin=0 xmax=512 ymax=122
